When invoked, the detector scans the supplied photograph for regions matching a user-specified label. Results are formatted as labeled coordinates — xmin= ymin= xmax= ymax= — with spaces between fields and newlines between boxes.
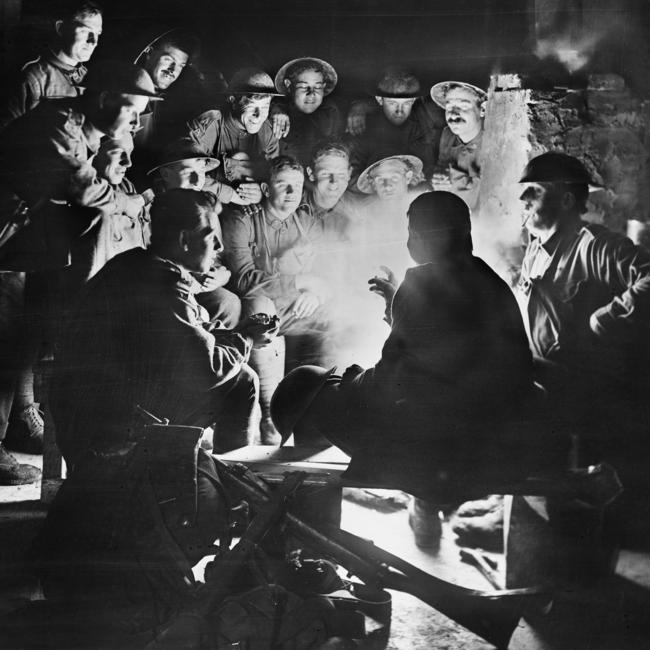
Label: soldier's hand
xmin=234 ymin=181 xmax=262 ymax=205
xmin=369 ymin=266 xmax=398 ymax=324
xmin=124 ymin=194 xmax=146 ymax=218
xmin=346 ymin=105 xmax=367 ymax=136
xmin=431 ymin=172 xmax=454 ymax=192
xmin=369 ymin=266 xmax=398 ymax=301
xmin=341 ymin=363 xmax=364 ymax=386
xmin=197 ymin=266 xmax=231 ymax=292
xmin=271 ymin=113 xmax=291 ymax=139
xmin=291 ymin=291 xmax=320 ymax=319
xmin=235 ymin=313 xmax=280 ymax=347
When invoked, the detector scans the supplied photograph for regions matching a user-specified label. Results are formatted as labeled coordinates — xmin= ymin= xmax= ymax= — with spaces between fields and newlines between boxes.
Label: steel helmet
xmin=270 ymin=365 xmax=337 ymax=445
xmin=375 ymin=66 xmax=421 ymax=98
xmin=519 ymin=152 xmax=595 ymax=185
xmin=274 ymin=57 xmax=338 ymax=96
xmin=226 ymin=68 xmax=283 ymax=96
xmin=80 ymin=61 xmax=162 ymax=100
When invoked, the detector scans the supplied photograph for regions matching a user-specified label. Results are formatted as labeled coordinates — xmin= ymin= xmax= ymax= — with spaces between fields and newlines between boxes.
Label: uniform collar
xmin=299 ymin=190 xmax=327 ymax=219
xmin=263 ymin=202 xmax=300 ymax=229
xmin=449 ymin=127 xmax=482 ymax=148
xmin=149 ymin=252 xmax=196 ymax=286
xmin=43 ymin=49 xmax=87 ymax=82
xmin=225 ymin=113 xmax=250 ymax=136
xmin=531 ymin=216 xmax=583 ymax=254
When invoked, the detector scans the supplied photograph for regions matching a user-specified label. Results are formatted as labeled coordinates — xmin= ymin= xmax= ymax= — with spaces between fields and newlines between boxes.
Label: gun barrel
xmin=215 ymin=459 xmax=544 ymax=649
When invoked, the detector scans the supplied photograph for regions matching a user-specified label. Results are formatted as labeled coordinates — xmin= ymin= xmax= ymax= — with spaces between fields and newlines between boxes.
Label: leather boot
xmin=0 ymin=443 xmax=41 ymax=485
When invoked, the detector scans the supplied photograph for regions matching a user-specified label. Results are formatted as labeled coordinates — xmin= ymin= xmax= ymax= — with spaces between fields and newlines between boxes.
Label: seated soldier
xmin=0 ymin=1 xmax=103 ymax=129
xmin=186 ymin=68 xmax=282 ymax=206
xmin=50 ymin=189 xmax=278 ymax=466
xmin=148 ymin=139 xmax=242 ymax=328
xmin=222 ymin=156 xmax=330 ymax=444
xmin=354 ymin=154 xmax=428 ymax=284
xmin=346 ymin=155 xmax=428 ymax=361
xmin=345 ymin=67 xmax=446 ymax=168
xmin=301 ymin=140 xmax=358 ymax=240
xmin=517 ymin=152 xmax=650 ymax=543
xmin=271 ymin=192 xmax=541 ymax=545
xmin=430 ymin=80 xmax=487 ymax=213
xmin=349 ymin=67 xmax=433 ymax=184
xmin=271 ymin=57 xmax=341 ymax=167
xmin=86 ymin=133 xmax=153 ymax=279
xmin=303 ymin=143 xmax=389 ymax=370
xmin=149 ymin=139 xmax=221 ymax=193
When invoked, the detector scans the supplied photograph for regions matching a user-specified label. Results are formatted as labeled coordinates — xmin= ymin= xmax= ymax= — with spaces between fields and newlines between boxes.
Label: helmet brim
xmin=274 ymin=57 xmax=338 ymax=96
xmin=430 ymin=81 xmax=487 ymax=108
xmin=357 ymin=155 xmax=424 ymax=194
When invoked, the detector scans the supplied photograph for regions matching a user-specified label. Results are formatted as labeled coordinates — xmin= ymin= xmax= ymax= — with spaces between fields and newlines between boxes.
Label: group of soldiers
xmin=0 ymin=1 xmax=650 ymax=646
xmin=0 ymin=0 xmax=490 ymax=485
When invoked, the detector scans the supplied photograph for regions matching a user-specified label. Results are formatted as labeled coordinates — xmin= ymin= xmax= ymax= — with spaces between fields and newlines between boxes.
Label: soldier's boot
xmin=408 ymin=496 xmax=442 ymax=550
xmin=0 ymin=443 xmax=41 ymax=485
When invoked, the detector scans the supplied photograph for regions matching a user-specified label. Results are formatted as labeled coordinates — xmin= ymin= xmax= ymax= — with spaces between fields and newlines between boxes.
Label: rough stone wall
xmin=529 ymin=73 xmax=649 ymax=234
xmin=477 ymin=72 xmax=650 ymax=280
xmin=475 ymin=74 xmax=532 ymax=281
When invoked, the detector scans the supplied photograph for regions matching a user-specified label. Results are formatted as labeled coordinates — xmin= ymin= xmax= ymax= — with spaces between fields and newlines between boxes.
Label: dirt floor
xmin=1 ymin=450 xmax=650 ymax=649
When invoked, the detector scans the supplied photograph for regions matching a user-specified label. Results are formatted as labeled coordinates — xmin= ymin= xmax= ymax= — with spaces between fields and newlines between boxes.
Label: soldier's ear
xmin=306 ymin=166 xmax=315 ymax=182
xmin=374 ymin=96 xmax=383 ymax=106
xmin=261 ymin=182 xmax=270 ymax=197
xmin=405 ymin=170 xmax=414 ymax=183
xmin=178 ymin=230 xmax=189 ymax=252
xmin=54 ymin=20 xmax=65 ymax=38
xmin=561 ymin=190 xmax=576 ymax=211
xmin=283 ymin=79 xmax=292 ymax=93
xmin=98 ymin=90 xmax=109 ymax=110
xmin=159 ymin=166 xmax=171 ymax=186
xmin=479 ymin=101 xmax=486 ymax=118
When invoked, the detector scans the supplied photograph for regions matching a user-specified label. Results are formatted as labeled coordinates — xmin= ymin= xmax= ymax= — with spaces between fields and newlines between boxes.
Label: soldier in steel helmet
xmin=271 ymin=56 xmax=341 ymax=167
xmin=0 ymin=61 xmax=159 ymax=484
xmin=270 ymin=192 xmax=536 ymax=542
xmin=186 ymin=67 xmax=283 ymax=207
xmin=430 ymin=80 xmax=487 ymax=213
xmin=349 ymin=66 xmax=434 ymax=185
xmin=517 ymin=152 xmax=650 ymax=452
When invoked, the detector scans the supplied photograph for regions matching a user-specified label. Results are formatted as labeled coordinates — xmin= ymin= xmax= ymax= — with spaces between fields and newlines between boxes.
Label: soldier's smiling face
xmin=288 ymin=69 xmax=326 ymax=114
xmin=309 ymin=153 xmax=351 ymax=209
xmin=444 ymin=86 xmax=484 ymax=141
xmin=145 ymin=44 xmax=189 ymax=91
xmin=235 ymin=96 xmax=272 ymax=134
